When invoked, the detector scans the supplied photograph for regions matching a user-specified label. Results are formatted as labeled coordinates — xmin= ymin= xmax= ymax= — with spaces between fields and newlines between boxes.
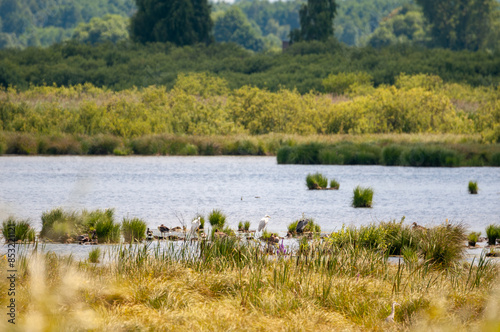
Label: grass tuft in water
xmin=306 ymin=172 xmax=328 ymax=189
xmin=468 ymin=181 xmax=478 ymax=194
xmin=486 ymin=224 xmax=500 ymax=245
xmin=244 ymin=221 xmax=251 ymax=231
xmin=352 ymin=186 xmax=373 ymax=208
xmin=329 ymin=179 xmax=340 ymax=189
xmin=122 ymin=217 xmax=147 ymax=243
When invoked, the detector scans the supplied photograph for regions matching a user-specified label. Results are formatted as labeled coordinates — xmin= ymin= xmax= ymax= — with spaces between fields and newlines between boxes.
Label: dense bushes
xmin=1 ymin=217 xmax=36 ymax=242
xmin=0 ymin=72 xmax=498 ymax=140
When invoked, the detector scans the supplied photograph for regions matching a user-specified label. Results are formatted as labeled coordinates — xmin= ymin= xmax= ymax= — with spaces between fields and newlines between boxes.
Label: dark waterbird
xmin=296 ymin=219 xmax=310 ymax=233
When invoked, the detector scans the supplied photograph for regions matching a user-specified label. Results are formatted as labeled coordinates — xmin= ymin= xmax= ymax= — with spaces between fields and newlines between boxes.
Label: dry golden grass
xmin=0 ymin=238 xmax=498 ymax=331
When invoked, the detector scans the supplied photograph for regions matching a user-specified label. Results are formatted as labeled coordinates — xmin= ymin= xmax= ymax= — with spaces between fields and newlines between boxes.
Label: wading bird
xmin=190 ymin=217 xmax=201 ymax=238
xmin=258 ymin=215 xmax=271 ymax=235
xmin=385 ymin=302 xmax=400 ymax=323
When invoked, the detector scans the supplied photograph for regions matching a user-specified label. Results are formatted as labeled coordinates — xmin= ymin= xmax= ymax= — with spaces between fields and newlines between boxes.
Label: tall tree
xmin=416 ymin=0 xmax=497 ymax=50
xmin=214 ymin=7 xmax=264 ymax=51
xmin=131 ymin=0 xmax=213 ymax=46
xmin=291 ymin=0 xmax=337 ymax=42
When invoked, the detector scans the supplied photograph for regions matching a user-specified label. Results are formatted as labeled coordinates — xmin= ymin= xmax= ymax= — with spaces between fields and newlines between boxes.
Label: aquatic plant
xmin=261 ymin=229 xmax=271 ymax=241
xmin=238 ymin=221 xmax=244 ymax=231
xmin=306 ymin=172 xmax=328 ymax=189
xmin=303 ymin=219 xmax=321 ymax=234
xmin=287 ymin=220 xmax=299 ymax=234
xmin=40 ymin=208 xmax=85 ymax=242
xmin=244 ymin=221 xmax=251 ymax=231
xmin=419 ymin=223 xmax=466 ymax=268
xmin=486 ymin=224 xmax=500 ymax=245
xmin=468 ymin=181 xmax=478 ymax=194
xmin=88 ymin=247 xmax=101 ymax=263
xmin=84 ymin=209 xmax=120 ymax=243
xmin=468 ymin=232 xmax=480 ymax=245
xmin=222 ymin=226 xmax=236 ymax=236
xmin=122 ymin=217 xmax=147 ymax=243
xmin=208 ymin=209 xmax=227 ymax=232
xmin=329 ymin=179 xmax=340 ymax=189
xmin=1 ymin=217 xmax=36 ymax=242
xmin=352 ymin=186 xmax=374 ymax=208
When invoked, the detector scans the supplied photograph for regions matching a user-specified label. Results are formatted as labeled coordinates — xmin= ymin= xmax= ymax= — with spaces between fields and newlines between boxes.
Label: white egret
xmin=258 ymin=215 xmax=270 ymax=236
xmin=385 ymin=302 xmax=400 ymax=323
xmin=190 ymin=217 xmax=201 ymax=238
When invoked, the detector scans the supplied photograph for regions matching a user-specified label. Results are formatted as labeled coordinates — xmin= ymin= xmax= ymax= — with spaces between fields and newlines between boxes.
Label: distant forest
xmin=3 ymin=0 xmax=498 ymax=50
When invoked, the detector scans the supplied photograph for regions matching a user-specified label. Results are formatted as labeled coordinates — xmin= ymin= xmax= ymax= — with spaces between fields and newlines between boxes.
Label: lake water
xmin=1 ymin=156 xmax=499 ymax=236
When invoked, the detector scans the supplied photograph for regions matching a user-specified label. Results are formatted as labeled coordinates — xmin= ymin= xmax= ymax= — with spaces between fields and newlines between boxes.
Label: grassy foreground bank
xmin=1 ymin=229 xmax=499 ymax=331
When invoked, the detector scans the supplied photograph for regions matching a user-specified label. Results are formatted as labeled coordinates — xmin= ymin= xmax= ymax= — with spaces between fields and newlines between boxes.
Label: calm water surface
xmin=1 ymin=156 xmax=499 ymax=235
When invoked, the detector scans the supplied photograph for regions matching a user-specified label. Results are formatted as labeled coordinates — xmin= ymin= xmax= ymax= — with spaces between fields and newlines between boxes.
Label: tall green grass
xmin=329 ymin=179 xmax=340 ymax=189
xmin=1 ymin=217 xmax=36 ymax=242
xmin=208 ymin=209 xmax=227 ymax=232
xmin=486 ymin=224 xmax=500 ymax=245
xmin=84 ymin=209 xmax=120 ymax=243
xmin=306 ymin=172 xmax=328 ymax=189
xmin=352 ymin=186 xmax=373 ymax=208
xmin=88 ymin=247 xmax=101 ymax=263
xmin=122 ymin=217 xmax=147 ymax=243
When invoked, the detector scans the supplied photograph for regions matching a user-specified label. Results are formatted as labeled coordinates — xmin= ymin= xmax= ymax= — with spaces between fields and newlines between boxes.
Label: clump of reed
xmin=287 ymin=220 xmax=299 ymax=234
xmin=486 ymin=224 xmax=500 ymax=245
xmin=1 ymin=217 xmax=36 ymax=242
xmin=468 ymin=181 xmax=478 ymax=194
xmin=418 ymin=223 xmax=466 ymax=267
xmin=329 ymin=179 xmax=340 ymax=189
xmin=40 ymin=208 xmax=120 ymax=243
xmin=306 ymin=172 xmax=328 ymax=189
xmin=352 ymin=186 xmax=373 ymax=207
xmin=122 ymin=217 xmax=147 ymax=243
xmin=238 ymin=221 xmax=244 ymax=231
xmin=244 ymin=221 xmax=251 ymax=231
xmin=468 ymin=232 xmax=480 ymax=246
xmin=88 ymin=247 xmax=101 ymax=263
xmin=208 ymin=209 xmax=227 ymax=232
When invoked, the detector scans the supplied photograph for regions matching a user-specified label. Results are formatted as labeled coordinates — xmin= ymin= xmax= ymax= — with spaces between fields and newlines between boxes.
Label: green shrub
xmin=486 ymin=224 xmax=500 ymax=245
xmin=330 ymin=179 xmax=340 ymax=189
xmin=261 ymin=229 xmax=271 ymax=240
xmin=1 ymin=217 xmax=36 ymax=242
xmin=322 ymin=72 xmax=373 ymax=95
xmin=238 ymin=221 xmax=244 ymax=231
xmin=306 ymin=172 xmax=328 ymax=189
xmin=88 ymin=134 xmax=121 ymax=155
xmin=222 ymin=226 xmax=236 ymax=236
xmin=88 ymin=247 xmax=101 ymax=263
xmin=352 ymin=186 xmax=373 ymax=208
xmin=122 ymin=217 xmax=147 ymax=243
xmin=468 ymin=181 xmax=478 ymax=194
xmin=244 ymin=221 xmax=251 ymax=231
xmin=208 ymin=209 xmax=227 ymax=232
xmin=303 ymin=220 xmax=321 ymax=233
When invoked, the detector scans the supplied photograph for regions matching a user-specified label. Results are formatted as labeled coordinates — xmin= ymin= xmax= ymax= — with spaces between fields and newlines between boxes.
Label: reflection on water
xmin=0 ymin=156 xmax=499 ymax=235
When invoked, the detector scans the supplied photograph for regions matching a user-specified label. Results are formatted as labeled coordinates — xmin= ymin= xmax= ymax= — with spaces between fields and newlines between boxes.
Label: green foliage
xmin=244 ymin=221 xmax=250 ymax=231
xmin=122 ymin=217 xmax=147 ymax=243
xmin=88 ymin=247 xmax=101 ymax=263
xmin=306 ymin=172 xmax=328 ymax=189
xmin=468 ymin=181 xmax=478 ymax=194
xmin=195 ymin=214 xmax=205 ymax=231
xmin=485 ymin=224 xmax=500 ymax=245
xmin=468 ymin=232 xmax=480 ymax=243
xmin=85 ymin=209 xmax=120 ymax=243
xmin=329 ymin=179 xmax=339 ymax=189
xmin=419 ymin=223 xmax=466 ymax=267
xmin=322 ymin=72 xmax=373 ymax=95
xmin=41 ymin=208 xmax=120 ymax=243
xmin=208 ymin=209 xmax=227 ymax=231
xmin=416 ymin=0 xmax=498 ymax=50
xmin=291 ymin=0 xmax=337 ymax=42
xmin=368 ymin=5 xmax=428 ymax=48
xmin=214 ymin=7 xmax=264 ymax=52
xmin=1 ymin=217 xmax=36 ymax=242
xmin=352 ymin=186 xmax=373 ymax=208
xmin=303 ymin=219 xmax=321 ymax=233
xmin=131 ymin=0 xmax=213 ymax=46
xmin=261 ymin=229 xmax=271 ymax=240
xmin=72 ymin=14 xmax=129 ymax=45
xmin=238 ymin=221 xmax=244 ymax=231
xmin=288 ymin=220 xmax=299 ymax=234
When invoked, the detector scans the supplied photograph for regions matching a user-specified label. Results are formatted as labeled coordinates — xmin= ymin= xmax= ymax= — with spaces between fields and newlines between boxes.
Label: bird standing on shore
xmin=385 ymin=302 xmax=400 ymax=323
xmin=190 ymin=217 xmax=201 ymax=238
xmin=258 ymin=215 xmax=270 ymax=235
